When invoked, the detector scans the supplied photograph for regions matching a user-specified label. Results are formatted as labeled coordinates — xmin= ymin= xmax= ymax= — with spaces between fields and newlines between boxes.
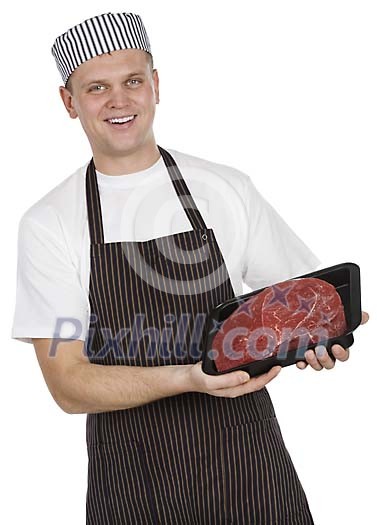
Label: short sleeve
xmin=11 ymin=213 xmax=89 ymax=344
xmin=242 ymin=175 xmax=321 ymax=290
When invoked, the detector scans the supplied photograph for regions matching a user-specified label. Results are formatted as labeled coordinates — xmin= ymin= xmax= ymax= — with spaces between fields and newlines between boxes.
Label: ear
xmin=59 ymin=86 xmax=78 ymax=119
xmin=152 ymin=69 xmax=160 ymax=105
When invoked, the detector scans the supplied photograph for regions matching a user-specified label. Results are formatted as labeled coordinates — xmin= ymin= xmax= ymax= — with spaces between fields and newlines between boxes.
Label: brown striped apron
xmin=84 ymin=146 xmax=315 ymax=525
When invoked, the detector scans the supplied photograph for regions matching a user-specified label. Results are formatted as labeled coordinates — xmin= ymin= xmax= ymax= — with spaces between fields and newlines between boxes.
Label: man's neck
xmin=93 ymin=143 xmax=161 ymax=175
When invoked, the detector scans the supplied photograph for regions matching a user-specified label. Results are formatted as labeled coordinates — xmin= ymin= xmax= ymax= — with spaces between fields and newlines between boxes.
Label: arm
xmin=33 ymin=338 xmax=192 ymax=414
xmin=33 ymin=338 xmax=282 ymax=414
xmin=240 ymin=173 xmax=321 ymax=289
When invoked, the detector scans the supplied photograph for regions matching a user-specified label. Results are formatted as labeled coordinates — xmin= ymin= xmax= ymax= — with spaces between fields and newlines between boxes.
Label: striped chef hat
xmin=51 ymin=12 xmax=152 ymax=86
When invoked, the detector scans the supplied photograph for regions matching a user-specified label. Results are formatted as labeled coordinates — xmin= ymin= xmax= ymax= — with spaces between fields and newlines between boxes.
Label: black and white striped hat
xmin=51 ymin=12 xmax=152 ymax=86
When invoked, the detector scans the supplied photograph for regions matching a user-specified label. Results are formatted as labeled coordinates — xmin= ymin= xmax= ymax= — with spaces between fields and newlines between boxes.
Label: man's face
xmin=59 ymin=49 xmax=159 ymax=159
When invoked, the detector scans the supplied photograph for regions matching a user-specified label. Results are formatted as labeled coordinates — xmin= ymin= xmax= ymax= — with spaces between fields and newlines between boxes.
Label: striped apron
xmin=84 ymin=145 xmax=315 ymax=525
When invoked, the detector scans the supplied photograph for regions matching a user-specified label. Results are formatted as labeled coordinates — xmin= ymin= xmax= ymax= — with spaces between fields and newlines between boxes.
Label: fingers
xmin=210 ymin=366 xmax=282 ymax=397
xmin=199 ymin=366 xmax=250 ymax=394
xmin=297 ymin=341 xmax=351 ymax=371
xmin=305 ymin=345 xmax=336 ymax=370
xmin=304 ymin=343 xmax=350 ymax=370
xmin=331 ymin=344 xmax=349 ymax=362
xmin=251 ymin=365 xmax=282 ymax=390
xmin=303 ymin=349 xmax=323 ymax=371
xmin=361 ymin=311 xmax=369 ymax=325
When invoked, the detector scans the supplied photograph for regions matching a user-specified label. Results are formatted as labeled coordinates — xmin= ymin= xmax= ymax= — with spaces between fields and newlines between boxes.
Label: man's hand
xmin=186 ymin=361 xmax=282 ymax=398
xmin=296 ymin=310 xmax=369 ymax=371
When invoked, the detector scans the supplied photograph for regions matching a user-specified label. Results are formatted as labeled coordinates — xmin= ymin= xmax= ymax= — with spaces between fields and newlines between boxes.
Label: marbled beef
xmin=212 ymin=277 xmax=347 ymax=372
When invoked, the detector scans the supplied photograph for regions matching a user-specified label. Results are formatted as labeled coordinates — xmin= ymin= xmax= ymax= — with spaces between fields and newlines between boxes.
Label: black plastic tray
xmin=201 ymin=262 xmax=362 ymax=377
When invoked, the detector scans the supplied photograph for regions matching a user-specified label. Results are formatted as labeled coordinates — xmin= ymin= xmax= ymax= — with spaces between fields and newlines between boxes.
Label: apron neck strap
xmin=86 ymin=145 xmax=208 ymax=245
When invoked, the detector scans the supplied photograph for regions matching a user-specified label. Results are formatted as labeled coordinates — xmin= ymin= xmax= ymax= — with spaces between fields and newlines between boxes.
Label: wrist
xmin=171 ymin=364 xmax=193 ymax=395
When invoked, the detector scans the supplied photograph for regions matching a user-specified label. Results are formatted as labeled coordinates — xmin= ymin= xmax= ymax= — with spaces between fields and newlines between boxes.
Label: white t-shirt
xmin=11 ymin=147 xmax=321 ymax=344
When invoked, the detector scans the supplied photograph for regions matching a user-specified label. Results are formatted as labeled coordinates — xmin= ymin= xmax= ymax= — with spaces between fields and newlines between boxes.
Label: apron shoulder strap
xmin=157 ymin=146 xmax=207 ymax=231
xmin=86 ymin=158 xmax=105 ymax=245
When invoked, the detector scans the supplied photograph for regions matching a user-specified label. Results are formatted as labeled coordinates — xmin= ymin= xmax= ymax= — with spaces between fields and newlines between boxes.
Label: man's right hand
xmin=185 ymin=361 xmax=282 ymax=398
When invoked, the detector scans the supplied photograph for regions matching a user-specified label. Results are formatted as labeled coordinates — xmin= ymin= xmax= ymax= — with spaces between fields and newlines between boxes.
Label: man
xmin=11 ymin=11 xmax=369 ymax=525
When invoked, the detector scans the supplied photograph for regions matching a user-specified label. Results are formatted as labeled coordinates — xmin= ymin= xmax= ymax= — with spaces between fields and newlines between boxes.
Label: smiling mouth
xmin=106 ymin=115 xmax=137 ymax=125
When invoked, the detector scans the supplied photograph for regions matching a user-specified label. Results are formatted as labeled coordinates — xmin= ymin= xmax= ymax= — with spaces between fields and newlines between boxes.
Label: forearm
xmin=61 ymin=362 xmax=192 ymax=414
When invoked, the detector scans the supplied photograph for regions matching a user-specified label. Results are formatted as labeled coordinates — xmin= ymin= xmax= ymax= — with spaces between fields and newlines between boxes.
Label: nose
xmin=106 ymin=85 xmax=133 ymax=108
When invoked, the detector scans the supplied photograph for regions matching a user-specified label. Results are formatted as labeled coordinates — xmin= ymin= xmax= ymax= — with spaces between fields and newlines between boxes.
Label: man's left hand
xmin=296 ymin=311 xmax=370 ymax=371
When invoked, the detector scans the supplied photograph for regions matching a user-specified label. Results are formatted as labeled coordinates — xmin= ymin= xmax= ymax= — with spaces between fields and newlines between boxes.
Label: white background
xmin=1 ymin=0 xmax=376 ymax=523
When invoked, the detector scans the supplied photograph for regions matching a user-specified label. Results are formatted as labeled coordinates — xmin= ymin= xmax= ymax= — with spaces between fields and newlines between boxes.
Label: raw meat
xmin=212 ymin=277 xmax=347 ymax=372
